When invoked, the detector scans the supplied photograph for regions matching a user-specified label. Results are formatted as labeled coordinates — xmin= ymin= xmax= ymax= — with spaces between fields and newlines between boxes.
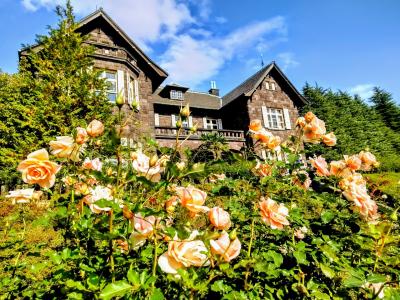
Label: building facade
xmin=21 ymin=9 xmax=307 ymax=151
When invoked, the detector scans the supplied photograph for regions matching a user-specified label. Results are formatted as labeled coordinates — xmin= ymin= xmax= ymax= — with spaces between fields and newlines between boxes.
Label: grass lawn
xmin=366 ymin=172 xmax=400 ymax=200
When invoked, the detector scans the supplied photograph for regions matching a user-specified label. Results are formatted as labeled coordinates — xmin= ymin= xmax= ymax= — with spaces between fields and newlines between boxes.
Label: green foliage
xmin=370 ymin=87 xmax=400 ymax=132
xmin=0 ymin=1 xmax=112 ymax=186
xmin=302 ymin=85 xmax=400 ymax=171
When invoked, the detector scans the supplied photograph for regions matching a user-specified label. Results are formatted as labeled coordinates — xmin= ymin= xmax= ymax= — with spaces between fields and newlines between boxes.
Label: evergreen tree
xmin=302 ymin=84 xmax=400 ymax=171
xmin=370 ymin=87 xmax=400 ymax=131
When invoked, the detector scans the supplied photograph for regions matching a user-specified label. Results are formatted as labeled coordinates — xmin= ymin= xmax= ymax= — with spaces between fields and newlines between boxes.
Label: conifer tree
xmin=370 ymin=87 xmax=400 ymax=131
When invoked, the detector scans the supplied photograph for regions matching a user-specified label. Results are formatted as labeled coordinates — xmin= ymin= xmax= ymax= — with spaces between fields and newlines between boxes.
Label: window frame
xmin=266 ymin=108 xmax=285 ymax=129
xmin=100 ymin=70 xmax=117 ymax=103
xmin=170 ymin=90 xmax=184 ymax=100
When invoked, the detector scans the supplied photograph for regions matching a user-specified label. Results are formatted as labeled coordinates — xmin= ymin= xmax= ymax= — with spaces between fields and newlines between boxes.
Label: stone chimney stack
xmin=208 ymin=81 xmax=219 ymax=96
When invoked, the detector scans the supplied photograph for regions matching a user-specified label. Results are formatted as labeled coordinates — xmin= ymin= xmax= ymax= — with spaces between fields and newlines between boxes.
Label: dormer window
xmin=266 ymin=81 xmax=276 ymax=91
xmin=170 ymin=90 xmax=184 ymax=100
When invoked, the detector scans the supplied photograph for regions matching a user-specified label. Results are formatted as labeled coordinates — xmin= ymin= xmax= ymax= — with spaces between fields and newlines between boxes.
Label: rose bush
xmin=1 ymin=109 xmax=399 ymax=299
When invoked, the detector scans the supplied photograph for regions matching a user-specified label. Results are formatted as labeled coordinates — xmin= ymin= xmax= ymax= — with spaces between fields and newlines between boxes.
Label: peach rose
xmin=253 ymin=161 xmax=273 ymax=177
xmin=358 ymin=151 xmax=379 ymax=171
xmin=303 ymin=117 xmax=326 ymax=144
xmin=344 ymin=155 xmax=362 ymax=171
xmin=253 ymin=128 xmax=273 ymax=144
xmin=82 ymin=158 xmax=103 ymax=172
xmin=259 ymin=197 xmax=290 ymax=230
xmin=209 ymin=207 xmax=231 ymax=230
xmin=296 ymin=117 xmax=306 ymax=128
xmin=343 ymin=185 xmax=379 ymax=221
xmin=266 ymin=135 xmax=281 ymax=150
xmin=330 ymin=160 xmax=352 ymax=178
xmin=132 ymin=150 xmax=163 ymax=182
xmin=83 ymin=186 xmax=114 ymax=214
xmin=130 ymin=213 xmax=156 ymax=248
xmin=310 ymin=156 xmax=330 ymax=176
xmin=339 ymin=173 xmax=365 ymax=190
xmin=75 ymin=127 xmax=88 ymax=144
xmin=249 ymin=119 xmax=263 ymax=132
xmin=5 ymin=188 xmax=34 ymax=204
xmin=175 ymin=185 xmax=209 ymax=215
xmin=17 ymin=149 xmax=61 ymax=188
xmin=49 ymin=136 xmax=74 ymax=158
xmin=87 ymin=119 xmax=104 ymax=137
xmin=158 ymin=240 xmax=209 ymax=274
xmin=304 ymin=111 xmax=316 ymax=123
xmin=322 ymin=132 xmax=336 ymax=147
xmin=210 ymin=231 xmax=241 ymax=262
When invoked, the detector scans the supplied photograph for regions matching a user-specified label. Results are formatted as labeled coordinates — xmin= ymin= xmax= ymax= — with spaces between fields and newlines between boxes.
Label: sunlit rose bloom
xmin=338 ymin=173 xmax=365 ymax=190
xmin=87 ymin=119 xmax=104 ymax=137
xmin=294 ymin=226 xmax=308 ymax=240
xmin=358 ymin=151 xmax=379 ymax=171
xmin=175 ymin=185 xmax=209 ymax=215
xmin=292 ymin=171 xmax=312 ymax=190
xmin=83 ymin=186 xmax=114 ymax=214
xmin=304 ymin=111 xmax=316 ymax=123
xmin=210 ymin=231 xmax=241 ymax=262
xmin=74 ymin=182 xmax=89 ymax=196
xmin=5 ymin=188 xmax=34 ymax=204
xmin=343 ymin=183 xmax=379 ymax=221
xmin=158 ymin=240 xmax=209 ymax=274
xmin=75 ymin=127 xmax=88 ymax=144
xmin=310 ymin=156 xmax=330 ymax=176
xmin=266 ymin=135 xmax=281 ymax=150
xmin=253 ymin=161 xmax=273 ymax=177
xmin=259 ymin=197 xmax=290 ymax=230
xmin=322 ymin=132 xmax=337 ymax=146
xmin=82 ymin=158 xmax=103 ymax=172
xmin=330 ymin=160 xmax=352 ymax=178
xmin=62 ymin=176 xmax=75 ymax=186
xmin=17 ymin=149 xmax=61 ymax=188
xmin=303 ymin=117 xmax=326 ymax=144
xmin=130 ymin=213 xmax=156 ymax=248
xmin=49 ymin=136 xmax=74 ymax=158
xmin=344 ymin=155 xmax=362 ymax=171
xmin=249 ymin=119 xmax=263 ymax=132
xmin=253 ymin=128 xmax=273 ymax=144
xmin=296 ymin=117 xmax=306 ymax=128
xmin=209 ymin=207 xmax=231 ymax=230
xmin=131 ymin=151 xmax=163 ymax=182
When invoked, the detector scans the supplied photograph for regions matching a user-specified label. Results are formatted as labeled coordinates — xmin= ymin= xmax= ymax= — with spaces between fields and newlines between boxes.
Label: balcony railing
xmin=155 ymin=126 xmax=246 ymax=142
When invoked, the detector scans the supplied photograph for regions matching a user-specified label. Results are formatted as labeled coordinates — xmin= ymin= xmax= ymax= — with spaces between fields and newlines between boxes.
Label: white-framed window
xmin=266 ymin=81 xmax=276 ymax=91
xmin=172 ymin=115 xmax=192 ymax=128
xmin=204 ymin=118 xmax=219 ymax=129
xmin=265 ymin=108 xmax=285 ymax=129
xmin=170 ymin=90 xmax=184 ymax=100
xmin=100 ymin=70 xmax=117 ymax=102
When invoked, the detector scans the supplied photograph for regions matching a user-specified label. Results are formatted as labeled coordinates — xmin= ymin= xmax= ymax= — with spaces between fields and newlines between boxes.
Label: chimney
xmin=208 ymin=80 xmax=219 ymax=96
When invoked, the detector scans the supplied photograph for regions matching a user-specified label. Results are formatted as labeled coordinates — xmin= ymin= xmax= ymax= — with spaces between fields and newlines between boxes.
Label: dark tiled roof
xmin=153 ymin=87 xmax=222 ymax=110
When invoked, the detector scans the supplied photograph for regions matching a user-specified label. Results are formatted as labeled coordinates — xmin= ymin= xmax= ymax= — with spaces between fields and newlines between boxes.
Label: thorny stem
xmin=244 ymin=218 xmax=255 ymax=290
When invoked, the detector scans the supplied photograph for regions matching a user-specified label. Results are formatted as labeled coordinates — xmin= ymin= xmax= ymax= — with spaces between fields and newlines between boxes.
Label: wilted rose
xmin=209 ymin=207 xmax=231 ymax=230
xmin=17 ymin=149 xmax=61 ymax=188
xmin=210 ymin=231 xmax=241 ymax=262
xmin=259 ymin=197 xmax=290 ymax=230
xmin=87 ymin=120 xmax=104 ymax=137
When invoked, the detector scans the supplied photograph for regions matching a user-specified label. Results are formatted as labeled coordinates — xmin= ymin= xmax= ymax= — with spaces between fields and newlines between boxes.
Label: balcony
xmin=154 ymin=126 xmax=246 ymax=142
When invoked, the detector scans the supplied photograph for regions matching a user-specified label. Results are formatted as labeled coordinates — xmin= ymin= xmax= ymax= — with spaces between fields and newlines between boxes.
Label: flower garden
xmin=1 ymin=108 xmax=399 ymax=299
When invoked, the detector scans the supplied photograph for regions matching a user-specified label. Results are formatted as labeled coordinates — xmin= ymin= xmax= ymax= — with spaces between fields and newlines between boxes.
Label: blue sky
xmin=1 ymin=0 xmax=399 ymax=103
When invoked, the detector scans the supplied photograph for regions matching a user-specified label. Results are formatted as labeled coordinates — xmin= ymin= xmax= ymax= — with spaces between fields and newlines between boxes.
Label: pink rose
xmin=75 ymin=127 xmax=88 ymax=144
xmin=210 ymin=231 xmax=241 ymax=262
xmin=83 ymin=186 xmax=114 ymax=214
xmin=17 ymin=149 xmax=61 ymax=188
xmin=82 ymin=158 xmax=103 ymax=172
xmin=310 ymin=156 xmax=330 ymax=176
xmin=130 ymin=213 xmax=156 ymax=248
xmin=131 ymin=151 xmax=163 ymax=182
xmin=209 ymin=207 xmax=231 ymax=230
xmin=358 ymin=151 xmax=379 ymax=171
xmin=259 ymin=197 xmax=290 ymax=230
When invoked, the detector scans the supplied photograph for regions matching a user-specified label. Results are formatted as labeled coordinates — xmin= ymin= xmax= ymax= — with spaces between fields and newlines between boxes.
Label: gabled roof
xmin=222 ymin=62 xmax=307 ymax=106
xmin=78 ymin=8 xmax=168 ymax=88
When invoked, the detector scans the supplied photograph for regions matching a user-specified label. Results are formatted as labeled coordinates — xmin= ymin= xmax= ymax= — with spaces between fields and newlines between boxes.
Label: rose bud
xmin=180 ymin=104 xmax=190 ymax=118
xmin=87 ymin=120 xmax=104 ymax=137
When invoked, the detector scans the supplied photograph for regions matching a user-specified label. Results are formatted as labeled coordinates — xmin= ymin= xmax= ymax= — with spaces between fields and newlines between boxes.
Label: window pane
xmin=108 ymin=93 xmax=117 ymax=102
xmin=106 ymin=72 xmax=116 ymax=79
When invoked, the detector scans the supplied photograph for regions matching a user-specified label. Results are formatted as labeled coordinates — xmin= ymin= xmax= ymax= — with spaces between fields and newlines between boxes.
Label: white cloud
xmin=21 ymin=0 xmax=194 ymax=48
xmin=161 ymin=17 xmax=287 ymax=87
xmin=215 ymin=16 xmax=227 ymax=24
xmin=277 ymin=52 xmax=299 ymax=71
xmin=349 ymin=84 xmax=375 ymax=99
